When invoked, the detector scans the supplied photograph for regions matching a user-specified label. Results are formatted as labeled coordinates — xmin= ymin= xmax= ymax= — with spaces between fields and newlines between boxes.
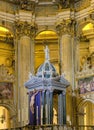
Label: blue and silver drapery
xmin=29 ymin=91 xmax=41 ymax=125
xmin=29 ymin=89 xmax=54 ymax=125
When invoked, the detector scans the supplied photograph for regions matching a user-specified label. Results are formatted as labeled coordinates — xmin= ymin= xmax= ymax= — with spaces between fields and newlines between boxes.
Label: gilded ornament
xmin=5 ymin=58 xmax=12 ymax=67
xmin=15 ymin=20 xmax=38 ymax=38
xmin=56 ymin=19 xmax=72 ymax=35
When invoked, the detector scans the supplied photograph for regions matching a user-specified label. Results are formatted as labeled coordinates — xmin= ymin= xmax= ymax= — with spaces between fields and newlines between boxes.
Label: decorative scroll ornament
xmin=15 ymin=21 xmax=38 ymax=38
xmin=0 ymin=65 xmax=15 ymax=82
xmin=56 ymin=19 xmax=72 ymax=35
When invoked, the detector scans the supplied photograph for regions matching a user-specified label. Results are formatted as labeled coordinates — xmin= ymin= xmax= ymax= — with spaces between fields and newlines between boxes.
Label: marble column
xmin=41 ymin=90 xmax=46 ymax=124
xmin=58 ymin=91 xmax=66 ymax=125
xmin=45 ymin=90 xmax=50 ymax=124
xmin=49 ymin=90 xmax=53 ymax=124
xmin=56 ymin=19 xmax=73 ymax=84
xmin=58 ymin=92 xmax=63 ymax=125
xmin=62 ymin=91 xmax=66 ymax=125
xmin=15 ymin=21 xmax=37 ymax=126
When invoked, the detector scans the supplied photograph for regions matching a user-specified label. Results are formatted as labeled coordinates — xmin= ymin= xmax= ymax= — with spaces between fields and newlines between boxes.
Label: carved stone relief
xmin=0 ymin=65 xmax=15 ymax=82
xmin=56 ymin=19 xmax=74 ymax=36
xmin=15 ymin=20 xmax=38 ymax=38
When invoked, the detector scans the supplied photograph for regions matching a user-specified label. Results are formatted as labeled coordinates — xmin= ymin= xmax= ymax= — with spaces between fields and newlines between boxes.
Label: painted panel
xmin=0 ymin=82 xmax=13 ymax=99
xmin=78 ymin=76 xmax=94 ymax=94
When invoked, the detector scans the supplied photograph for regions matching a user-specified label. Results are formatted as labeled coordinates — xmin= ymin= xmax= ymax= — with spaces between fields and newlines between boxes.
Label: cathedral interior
xmin=0 ymin=0 xmax=94 ymax=129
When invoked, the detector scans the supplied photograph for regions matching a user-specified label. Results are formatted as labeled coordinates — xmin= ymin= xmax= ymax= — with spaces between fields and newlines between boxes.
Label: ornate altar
xmin=24 ymin=46 xmax=70 ymax=126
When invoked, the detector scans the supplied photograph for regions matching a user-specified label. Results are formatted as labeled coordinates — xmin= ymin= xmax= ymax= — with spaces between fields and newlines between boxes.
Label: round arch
xmin=0 ymin=103 xmax=17 ymax=129
xmin=77 ymin=97 xmax=94 ymax=126
xmin=0 ymin=21 xmax=14 ymax=36
xmin=77 ymin=20 xmax=92 ymax=36
xmin=35 ymin=30 xmax=58 ymax=40
xmin=77 ymin=97 xmax=94 ymax=110
xmin=34 ymin=30 xmax=59 ymax=74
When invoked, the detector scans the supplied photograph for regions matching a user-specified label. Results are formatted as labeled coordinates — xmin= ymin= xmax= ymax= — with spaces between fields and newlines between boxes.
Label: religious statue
xmin=44 ymin=46 xmax=50 ymax=61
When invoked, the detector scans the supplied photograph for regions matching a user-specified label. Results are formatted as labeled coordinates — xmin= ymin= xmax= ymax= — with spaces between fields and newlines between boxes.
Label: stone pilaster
xmin=14 ymin=20 xmax=38 ymax=127
xmin=56 ymin=19 xmax=73 ymax=84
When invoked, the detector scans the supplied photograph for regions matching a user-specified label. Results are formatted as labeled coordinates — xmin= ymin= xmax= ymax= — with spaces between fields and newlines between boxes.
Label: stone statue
xmin=44 ymin=46 xmax=50 ymax=61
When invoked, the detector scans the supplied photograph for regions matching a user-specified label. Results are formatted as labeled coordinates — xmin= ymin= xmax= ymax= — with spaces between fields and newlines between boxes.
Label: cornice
xmin=0 ymin=2 xmax=93 ymax=28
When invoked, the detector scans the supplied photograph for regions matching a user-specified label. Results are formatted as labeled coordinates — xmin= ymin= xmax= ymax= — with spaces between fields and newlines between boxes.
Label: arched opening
xmin=0 ymin=26 xmax=14 ymax=74
xmin=78 ymin=22 xmax=93 ymax=71
xmin=0 ymin=26 xmax=15 ymax=129
xmin=82 ymin=23 xmax=93 ymax=32
xmin=35 ymin=30 xmax=59 ymax=74
xmin=0 ymin=106 xmax=10 ymax=129
xmin=77 ymin=99 xmax=94 ymax=126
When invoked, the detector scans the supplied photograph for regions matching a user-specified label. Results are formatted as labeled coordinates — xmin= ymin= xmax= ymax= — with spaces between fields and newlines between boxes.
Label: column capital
xmin=15 ymin=20 xmax=38 ymax=38
xmin=56 ymin=19 xmax=73 ymax=36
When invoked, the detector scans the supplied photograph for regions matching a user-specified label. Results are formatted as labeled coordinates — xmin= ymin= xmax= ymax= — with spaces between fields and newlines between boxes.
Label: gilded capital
xmin=15 ymin=20 xmax=38 ymax=38
xmin=56 ymin=19 xmax=72 ymax=36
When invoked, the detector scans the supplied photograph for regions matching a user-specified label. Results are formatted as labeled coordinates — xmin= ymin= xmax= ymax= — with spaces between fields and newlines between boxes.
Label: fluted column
xmin=56 ymin=19 xmax=73 ymax=84
xmin=15 ymin=20 xmax=37 ymax=127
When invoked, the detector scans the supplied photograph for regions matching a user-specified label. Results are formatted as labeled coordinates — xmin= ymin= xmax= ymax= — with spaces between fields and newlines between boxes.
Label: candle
xmin=41 ymin=105 xmax=43 ymax=125
xmin=36 ymin=106 xmax=38 ymax=119
xmin=45 ymin=104 xmax=48 ymax=118
xmin=41 ymin=105 xmax=43 ymax=118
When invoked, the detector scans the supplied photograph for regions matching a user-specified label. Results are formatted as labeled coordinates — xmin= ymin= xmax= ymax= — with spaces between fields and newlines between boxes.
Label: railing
xmin=22 ymin=125 xmax=94 ymax=130
xmin=73 ymin=125 xmax=94 ymax=130
xmin=0 ymin=125 xmax=94 ymax=130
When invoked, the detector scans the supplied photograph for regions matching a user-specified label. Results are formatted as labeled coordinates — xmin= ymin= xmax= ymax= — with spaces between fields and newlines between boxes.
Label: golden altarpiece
xmin=0 ymin=0 xmax=94 ymax=129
